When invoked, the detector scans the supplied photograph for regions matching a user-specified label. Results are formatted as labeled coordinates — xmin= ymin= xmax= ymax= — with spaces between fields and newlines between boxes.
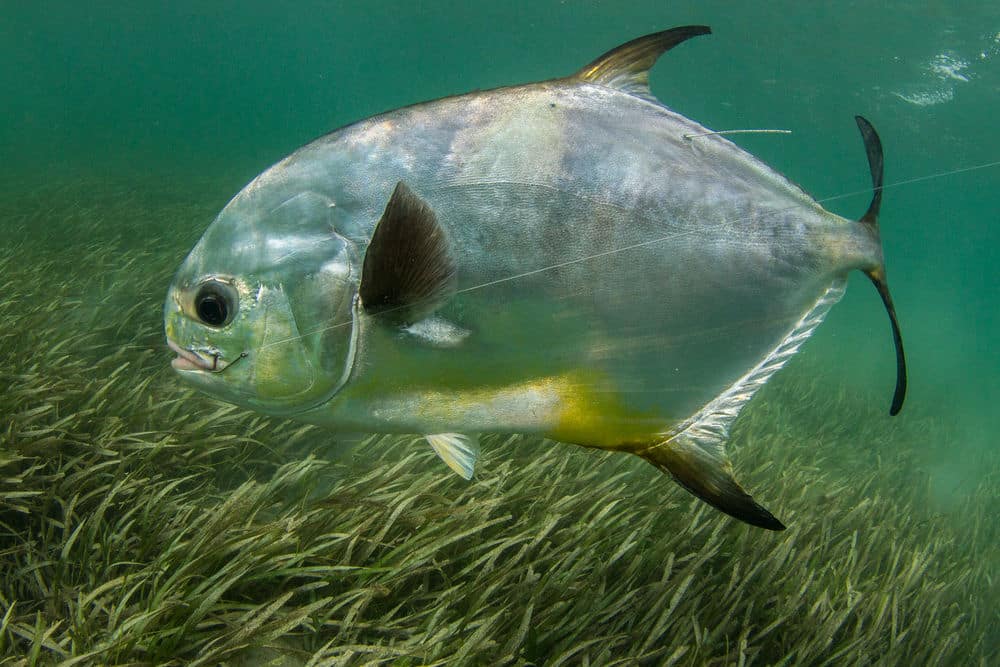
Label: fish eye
xmin=193 ymin=280 xmax=237 ymax=327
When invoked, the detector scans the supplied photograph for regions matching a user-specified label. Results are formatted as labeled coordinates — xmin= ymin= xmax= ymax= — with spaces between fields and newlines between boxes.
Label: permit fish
xmin=164 ymin=26 xmax=906 ymax=530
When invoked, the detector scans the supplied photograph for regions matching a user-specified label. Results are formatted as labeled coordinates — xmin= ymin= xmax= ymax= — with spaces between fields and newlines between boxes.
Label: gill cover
xmin=248 ymin=191 xmax=358 ymax=413
xmin=174 ymin=190 xmax=358 ymax=415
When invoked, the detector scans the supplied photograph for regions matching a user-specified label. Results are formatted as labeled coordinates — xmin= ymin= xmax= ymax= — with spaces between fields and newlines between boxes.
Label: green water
xmin=1 ymin=1 xmax=997 ymax=664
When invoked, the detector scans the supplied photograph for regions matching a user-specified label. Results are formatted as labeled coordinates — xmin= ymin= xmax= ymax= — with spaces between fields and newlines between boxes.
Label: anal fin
xmin=636 ymin=281 xmax=848 ymax=530
xmin=637 ymin=435 xmax=784 ymax=530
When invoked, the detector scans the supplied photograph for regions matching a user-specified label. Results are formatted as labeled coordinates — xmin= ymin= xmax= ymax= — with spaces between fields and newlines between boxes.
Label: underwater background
xmin=1 ymin=1 xmax=996 ymax=664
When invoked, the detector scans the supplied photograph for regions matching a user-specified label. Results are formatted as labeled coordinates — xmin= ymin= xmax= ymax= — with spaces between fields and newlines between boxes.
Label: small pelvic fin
xmin=360 ymin=181 xmax=457 ymax=325
xmin=425 ymin=433 xmax=480 ymax=480
xmin=573 ymin=26 xmax=711 ymax=102
xmin=637 ymin=434 xmax=784 ymax=530
xmin=854 ymin=116 xmax=907 ymax=416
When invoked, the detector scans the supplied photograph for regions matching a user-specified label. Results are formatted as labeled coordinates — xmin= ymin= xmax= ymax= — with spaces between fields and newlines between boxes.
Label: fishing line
xmin=258 ymin=228 xmax=702 ymax=349
xmin=683 ymin=129 xmax=792 ymax=139
xmin=454 ymin=228 xmax=701 ymax=295
xmin=258 ymin=158 xmax=1000 ymax=351
xmin=814 ymin=159 xmax=1000 ymax=206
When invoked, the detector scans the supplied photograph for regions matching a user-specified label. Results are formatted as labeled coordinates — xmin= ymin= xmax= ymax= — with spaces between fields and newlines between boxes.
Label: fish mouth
xmin=168 ymin=339 xmax=221 ymax=372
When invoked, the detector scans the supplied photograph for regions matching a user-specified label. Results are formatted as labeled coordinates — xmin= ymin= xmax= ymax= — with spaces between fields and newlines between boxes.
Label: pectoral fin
xmin=426 ymin=433 xmax=480 ymax=480
xmin=360 ymin=181 xmax=457 ymax=325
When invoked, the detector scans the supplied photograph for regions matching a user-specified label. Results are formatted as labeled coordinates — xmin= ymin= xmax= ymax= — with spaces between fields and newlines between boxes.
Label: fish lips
xmin=168 ymin=338 xmax=226 ymax=373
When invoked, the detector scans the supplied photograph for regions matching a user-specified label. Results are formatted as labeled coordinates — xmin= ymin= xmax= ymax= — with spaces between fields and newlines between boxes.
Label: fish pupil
xmin=195 ymin=290 xmax=228 ymax=326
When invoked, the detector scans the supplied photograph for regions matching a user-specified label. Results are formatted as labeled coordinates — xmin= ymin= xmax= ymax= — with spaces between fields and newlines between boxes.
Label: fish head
xmin=164 ymin=189 xmax=358 ymax=415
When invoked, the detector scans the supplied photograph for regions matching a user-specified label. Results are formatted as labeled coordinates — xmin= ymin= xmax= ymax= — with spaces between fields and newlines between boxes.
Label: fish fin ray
xmin=573 ymin=26 xmax=711 ymax=102
xmin=426 ymin=433 xmax=480 ymax=480
xmin=360 ymin=181 xmax=457 ymax=324
xmin=668 ymin=280 xmax=846 ymax=446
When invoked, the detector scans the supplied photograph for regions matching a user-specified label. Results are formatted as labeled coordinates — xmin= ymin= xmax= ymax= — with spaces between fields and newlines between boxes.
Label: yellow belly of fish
xmin=392 ymin=371 xmax=663 ymax=449
xmin=543 ymin=375 xmax=664 ymax=450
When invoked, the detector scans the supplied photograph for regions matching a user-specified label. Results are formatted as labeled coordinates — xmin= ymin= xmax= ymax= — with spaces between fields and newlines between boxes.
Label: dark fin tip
xmin=359 ymin=182 xmax=456 ymax=324
xmin=639 ymin=441 xmax=786 ymax=531
xmin=869 ymin=272 xmax=908 ymax=416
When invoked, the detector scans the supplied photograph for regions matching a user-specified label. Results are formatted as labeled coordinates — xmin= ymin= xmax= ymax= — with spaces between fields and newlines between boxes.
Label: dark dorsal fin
xmin=573 ymin=26 xmax=711 ymax=102
xmin=359 ymin=182 xmax=456 ymax=324
xmin=854 ymin=116 xmax=906 ymax=416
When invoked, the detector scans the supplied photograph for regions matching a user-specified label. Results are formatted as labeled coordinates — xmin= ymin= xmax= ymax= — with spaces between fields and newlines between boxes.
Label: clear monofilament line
xmin=815 ymin=159 xmax=1000 ymax=205
xmin=684 ymin=129 xmax=792 ymax=139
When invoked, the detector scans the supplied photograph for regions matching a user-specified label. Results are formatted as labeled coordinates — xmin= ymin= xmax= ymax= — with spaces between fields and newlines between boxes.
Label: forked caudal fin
xmin=855 ymin=116 xmax=907 ymax=416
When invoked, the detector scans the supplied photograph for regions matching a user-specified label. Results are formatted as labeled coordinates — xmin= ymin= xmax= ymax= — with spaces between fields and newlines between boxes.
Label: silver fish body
xmin=165 ymin=27 xmax=905 ymax=529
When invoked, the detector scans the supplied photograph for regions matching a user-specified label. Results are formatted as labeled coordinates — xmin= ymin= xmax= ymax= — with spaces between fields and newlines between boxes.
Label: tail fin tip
xmin=855 ymin=115 xmax=884 ymax=224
